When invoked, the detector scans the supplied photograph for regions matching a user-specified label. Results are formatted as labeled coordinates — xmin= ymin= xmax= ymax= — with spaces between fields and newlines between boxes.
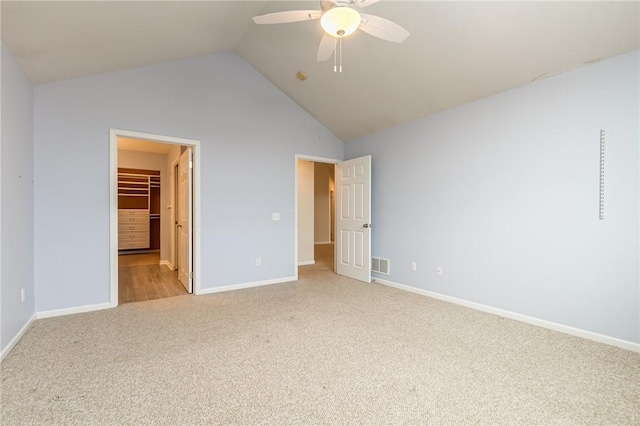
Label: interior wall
xmin=298 ymin=160 xmax=314 ymax=264
xmin=314 ymin=163 xmax=331 ymax=244
xmin=117 ymin=149 xmax=170 ymax=262
xmin=345 ymin=51 xmax=639 ymax=344
xmin=33 ymin=52 xmax=344 ymax=312
xmin=1 ymin=41 xmax=35 ymax=353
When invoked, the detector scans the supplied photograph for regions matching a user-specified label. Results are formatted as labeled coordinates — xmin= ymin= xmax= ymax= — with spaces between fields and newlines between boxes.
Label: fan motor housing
xmin=321 ymin=0 xmax=354 ymax=12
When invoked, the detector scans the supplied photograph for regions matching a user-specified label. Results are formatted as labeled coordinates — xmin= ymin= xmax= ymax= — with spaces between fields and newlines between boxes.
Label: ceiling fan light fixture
xmin=320 ymin=7 xmax=361 ymax=38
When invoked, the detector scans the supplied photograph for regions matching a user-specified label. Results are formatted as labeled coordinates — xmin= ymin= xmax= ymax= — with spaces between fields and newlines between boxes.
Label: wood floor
xmin=314 ymin=243 xmax=334 ymax=268
xmin=118 ymin=253 xmax=187 ymax=305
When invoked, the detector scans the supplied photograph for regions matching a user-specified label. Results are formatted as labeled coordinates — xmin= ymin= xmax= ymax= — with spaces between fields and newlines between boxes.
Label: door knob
xmin=363 ymin=223 xmax=372 ymax=229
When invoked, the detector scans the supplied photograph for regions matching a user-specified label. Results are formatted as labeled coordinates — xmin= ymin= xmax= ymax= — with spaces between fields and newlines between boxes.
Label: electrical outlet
xmin=410 ymin=262 xmax=417 ymax=271
xmin=21 ymin=288 xmax=25 ymax=302
xmin=256 ymin=258 xmax=262 ymax=267
xmin=436 ymin=266 xmax=443 ymax=276
xmin=272 ymin=212 xmax=280 ymax=221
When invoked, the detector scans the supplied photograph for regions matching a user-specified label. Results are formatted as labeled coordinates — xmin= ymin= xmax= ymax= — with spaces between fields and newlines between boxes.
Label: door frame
xmin=294 ymin=154 xmax=341 ymax=280
xmin=109 ymin=128 xmax=202 ymax=306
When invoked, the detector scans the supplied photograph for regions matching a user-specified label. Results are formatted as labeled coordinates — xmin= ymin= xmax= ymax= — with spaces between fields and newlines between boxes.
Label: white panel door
xmin=178 ymin=147 xmax=193 ymax=293
xmin=336 ymin=155 xmax=371 ymax=283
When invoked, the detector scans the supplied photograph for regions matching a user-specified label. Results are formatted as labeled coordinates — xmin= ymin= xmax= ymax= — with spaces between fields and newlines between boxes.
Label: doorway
xmin=297 ymin=158 xmax=336 ymax=272
xmin=109 ymin=129 xmax=201 ymax=307
xmin=295 ymin=154 xmax=372 ymax=283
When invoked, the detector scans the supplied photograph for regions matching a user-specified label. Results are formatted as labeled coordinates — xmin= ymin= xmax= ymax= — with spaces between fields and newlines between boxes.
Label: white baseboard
xmin=36 ymin=302 xmax=114 ymax=319
xmin=198 ymin=276 xmax=297 ymax=295
xmin=374 ymin=277 xmax=640 ymax=353
xmin=159 ymin=260 xmax=174 ymax=270
xmin=298 ymin=260 xmax=315 ymax=266
xmin=1 ymin=313 xmax=36 ymax=362
xmin=315 ymin=241 xmax=333 ymax=245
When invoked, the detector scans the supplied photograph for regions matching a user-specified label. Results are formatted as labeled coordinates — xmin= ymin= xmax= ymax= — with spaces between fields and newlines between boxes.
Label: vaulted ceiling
xmin=2 ymin=1 xmax=638 ymax=141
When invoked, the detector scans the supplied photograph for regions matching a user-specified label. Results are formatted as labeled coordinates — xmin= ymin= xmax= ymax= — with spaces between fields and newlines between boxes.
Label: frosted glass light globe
xmin=320 ymin=7 xmax=361 ymax=38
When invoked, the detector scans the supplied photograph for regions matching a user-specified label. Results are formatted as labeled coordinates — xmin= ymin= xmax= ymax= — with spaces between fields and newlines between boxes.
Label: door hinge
xmin=189 ymin=271 xmax=193 ymax=279
xmin=189 ymin=161 xmax=193 ymax=169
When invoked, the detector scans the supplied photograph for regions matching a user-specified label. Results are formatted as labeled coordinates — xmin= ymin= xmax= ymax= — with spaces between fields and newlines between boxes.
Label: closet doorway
xmin=109 ymin=129 xmax=201 ymax=307
xmin=295 ymin=156 xmax=338 ymax=276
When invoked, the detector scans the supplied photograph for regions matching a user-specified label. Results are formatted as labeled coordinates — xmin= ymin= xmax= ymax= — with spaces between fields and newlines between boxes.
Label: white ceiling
xmin=1 ymin=1 xmax=267 ymax=83
xmin=2 ymin=1 xmax=639 ymax=141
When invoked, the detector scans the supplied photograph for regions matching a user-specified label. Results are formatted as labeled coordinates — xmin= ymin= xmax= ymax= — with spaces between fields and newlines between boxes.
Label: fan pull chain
xmin=333 ymin=38 xmax=337 ymax=73
xmin=339 ymin=37 xmax=343 ymax=73
xmin=332 ymin=37 xmax=344 ymax=73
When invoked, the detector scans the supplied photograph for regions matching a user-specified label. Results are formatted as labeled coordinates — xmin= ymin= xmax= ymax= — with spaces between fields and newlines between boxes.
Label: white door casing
xmin=110 ymin=128 xmax=201 ymax=305
xmin=178 ymin=147 xmax=193 ymax=293
xmin=335 ymin=155 xmax=371 ymax=283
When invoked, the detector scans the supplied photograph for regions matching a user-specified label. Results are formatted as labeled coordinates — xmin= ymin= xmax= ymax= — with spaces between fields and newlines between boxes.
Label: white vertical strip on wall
xmin=599 ymin=129 xmax=606 ymax=220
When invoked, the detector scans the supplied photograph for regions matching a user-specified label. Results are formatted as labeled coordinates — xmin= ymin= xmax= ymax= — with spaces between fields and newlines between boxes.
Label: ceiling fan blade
xmin=354 ymin=0 xmax=382 ymax=8
xmin=317 ymin=34 xmax=336 ymax=62
xmin=359 ymin=13 xmax=409 ymax=43
xmin=253 ymin=10 xmax=322 ymax=25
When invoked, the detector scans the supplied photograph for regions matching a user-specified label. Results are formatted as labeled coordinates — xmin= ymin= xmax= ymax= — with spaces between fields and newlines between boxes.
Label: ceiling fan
xmin=252 ymin=0 xmax=409 ymax=71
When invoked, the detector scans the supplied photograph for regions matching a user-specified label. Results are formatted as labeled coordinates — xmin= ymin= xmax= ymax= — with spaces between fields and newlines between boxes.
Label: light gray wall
xmin=314 ymin=163 xmax=331 ymax=243
xmin=345 ymin=51 xmax=639 ymax=343
xmin=117 ymin=149 xmax=170 ymax=262
xmin=298 ymin=160 xmax=315 ymax=264
xmin=34 ymin=52 xmax=343 ymax=312
xmin=1 ymin=41 xmax=35 ymax=351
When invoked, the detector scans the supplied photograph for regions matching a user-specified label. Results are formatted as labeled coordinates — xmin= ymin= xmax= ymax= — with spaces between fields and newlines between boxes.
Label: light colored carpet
xmin=2 ymin=247 xmax=639 ymax=424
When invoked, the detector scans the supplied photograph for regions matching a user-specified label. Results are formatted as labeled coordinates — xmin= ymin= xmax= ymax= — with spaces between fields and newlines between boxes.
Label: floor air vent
xmin=371 ymin=257 xmax=390 ymax=275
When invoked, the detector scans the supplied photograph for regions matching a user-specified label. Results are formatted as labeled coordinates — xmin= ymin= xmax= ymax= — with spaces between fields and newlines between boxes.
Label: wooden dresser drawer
xmin=118 ymin=216 xmax=149 ymax=224
xmin=118 ymin=209 xmax=149 ymax=217
xmin=119 ymin=231 xmax=149 ymax=240
xmin=118 ymin=240 xmax=149 ymax=250
xmin=118 ymin=221 xmax=149 ymax=248
xmin=119 ymin=223 xmax=149 ymax=232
